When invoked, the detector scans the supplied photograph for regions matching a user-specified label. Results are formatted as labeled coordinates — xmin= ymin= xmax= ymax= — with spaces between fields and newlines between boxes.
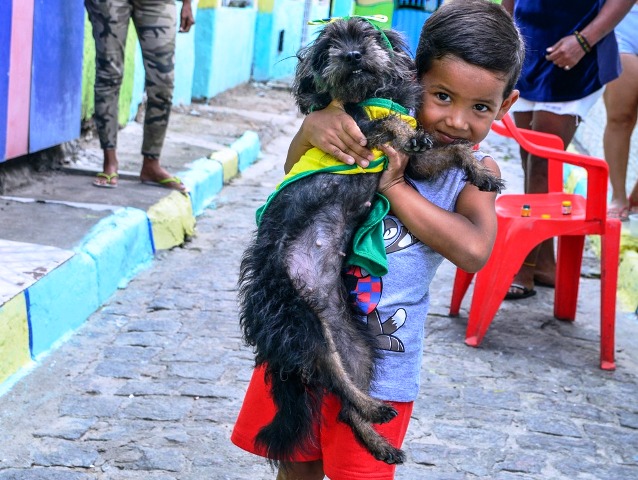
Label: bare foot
xmin=94 ymin=149 xmax=119 ymax=187
xmin=140 ymin=156 xmax=188 ymax=193
xmin=533 ymin=271 xmax=555 ymax=288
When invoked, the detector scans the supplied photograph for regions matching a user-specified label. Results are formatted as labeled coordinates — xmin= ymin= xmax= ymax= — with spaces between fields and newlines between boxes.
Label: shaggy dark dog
xmin=238 ymin=17 xmax=503 ymax=466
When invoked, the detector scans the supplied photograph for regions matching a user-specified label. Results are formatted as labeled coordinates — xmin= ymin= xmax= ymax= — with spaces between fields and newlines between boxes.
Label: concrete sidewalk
xmin=0 ymin=81 xmax=298 ymax=390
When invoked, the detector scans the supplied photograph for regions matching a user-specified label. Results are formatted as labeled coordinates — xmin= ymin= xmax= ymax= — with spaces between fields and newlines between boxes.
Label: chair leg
xmin=599 ymin=220 xmax=621 ymax=370
xmin=449 ymin=269 xmax=474 ymax=317
xmin=465 ymin=258 xmax=520 ymax=347
xmin=554 ymin=235 xmax=585 ymax=321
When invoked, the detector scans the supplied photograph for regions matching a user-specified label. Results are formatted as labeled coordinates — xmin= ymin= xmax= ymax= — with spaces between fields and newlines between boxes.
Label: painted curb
xmin=234 ymin=130 xmax=261 ymax=171
xmin=77 ymin=207 xmax=156 ymax=303
xmin=0 ymin=128 xmax=263 ymax=393
xmin=182 ymin=157 xmax=224 ymax=217
xmin=0 ymin=294 xmax=30 ymax=385
xmin=148 ymin=191 xmax=196 ymax=251
xmin=210 ymin=148 xmax=238 ymax=184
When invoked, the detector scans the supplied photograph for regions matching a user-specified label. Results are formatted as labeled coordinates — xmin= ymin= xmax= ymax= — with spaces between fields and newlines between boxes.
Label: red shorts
xmin=231 ymin=365 xmax=413 ymax=480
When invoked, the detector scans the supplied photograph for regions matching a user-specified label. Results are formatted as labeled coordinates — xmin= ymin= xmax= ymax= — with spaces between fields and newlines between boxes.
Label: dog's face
xmin=293 ymin=18 xmax=415 ymax=114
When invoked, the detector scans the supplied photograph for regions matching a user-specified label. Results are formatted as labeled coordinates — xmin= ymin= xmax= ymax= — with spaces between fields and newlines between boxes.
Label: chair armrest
xmin=498 ymin=114 xmax=608 ymax=221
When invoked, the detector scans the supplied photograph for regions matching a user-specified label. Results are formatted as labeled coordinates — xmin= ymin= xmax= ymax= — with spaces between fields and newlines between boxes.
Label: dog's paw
xmin=476 ymin=175 xmax=505 ymax=193
xmin=374 ymin=445 xmax=406 ymax=465
xmin=370 ymin=403 xmax=398 ymax=424
xmin=403 ymin=134 xmax=433 ymax=153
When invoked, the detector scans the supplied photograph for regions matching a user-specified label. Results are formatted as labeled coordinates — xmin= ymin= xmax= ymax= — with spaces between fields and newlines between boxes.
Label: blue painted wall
xmin=331 ymin=0 xmax=353 ymax=17
xmin=192 ymin=7 xmax=257 ymax=100
xmin=29 ymin=0 xmax=84 ymax=153
xmin=252 ymin=0 xmax=305 ymax=82
xmin=173 ymin=1 xmax=199 ymax=106
xmin=0 ymin=2 xmax=12 ymax=161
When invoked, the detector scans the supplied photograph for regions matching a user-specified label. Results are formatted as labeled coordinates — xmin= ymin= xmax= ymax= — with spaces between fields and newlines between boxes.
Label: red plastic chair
xmin=449 ymin=113 xmax=622 ymax=370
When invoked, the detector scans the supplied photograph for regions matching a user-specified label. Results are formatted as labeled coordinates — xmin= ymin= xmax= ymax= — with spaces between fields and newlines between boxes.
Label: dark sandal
xmin=505 ymin=283 xmax=537 ymax=300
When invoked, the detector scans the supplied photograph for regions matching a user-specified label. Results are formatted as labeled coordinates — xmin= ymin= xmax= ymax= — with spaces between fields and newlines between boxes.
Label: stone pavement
xmin=0 ymin=82 xmax=637 ymax=479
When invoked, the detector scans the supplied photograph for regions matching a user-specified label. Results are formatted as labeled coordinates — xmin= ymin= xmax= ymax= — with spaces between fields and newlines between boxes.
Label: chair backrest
xmin=493 ymin=114 xmax=609 ymax=222
xmin=491 ymin=116 xmax=565 ymax=192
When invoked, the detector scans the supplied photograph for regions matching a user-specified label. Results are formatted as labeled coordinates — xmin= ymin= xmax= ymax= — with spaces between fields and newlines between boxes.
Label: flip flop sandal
xmin=141 ymin=176 xmax=188 ymax=193
xmin=93 ymin=172 xmax=118 ymax=188
xmin=504 ymin=283 xmax=537 ymax=300
xmin=607 ymin=205 xmax=629 ymax=221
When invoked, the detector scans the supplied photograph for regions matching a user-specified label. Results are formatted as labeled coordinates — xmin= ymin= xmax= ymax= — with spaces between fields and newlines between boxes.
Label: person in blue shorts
xmin=501 ymin=0 xmax=635 ymax=300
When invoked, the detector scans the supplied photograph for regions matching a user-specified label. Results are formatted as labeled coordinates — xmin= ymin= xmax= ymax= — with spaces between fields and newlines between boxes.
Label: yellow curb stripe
xmin=0 ymin=294 xmax=31 ymax=384
xmin=210 ymin=148 xmax=239 ymax=184
xmin=147 ymin=192 xmax=196 ymax=251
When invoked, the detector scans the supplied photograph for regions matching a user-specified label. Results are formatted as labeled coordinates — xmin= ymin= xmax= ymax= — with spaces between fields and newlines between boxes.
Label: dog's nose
xmin=345 ymin=51 xmax=363 ymax=63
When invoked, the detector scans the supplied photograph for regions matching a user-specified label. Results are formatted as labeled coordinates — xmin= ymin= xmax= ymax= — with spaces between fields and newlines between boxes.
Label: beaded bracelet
xmin=574 ymin=30 xmax=592 ymax=54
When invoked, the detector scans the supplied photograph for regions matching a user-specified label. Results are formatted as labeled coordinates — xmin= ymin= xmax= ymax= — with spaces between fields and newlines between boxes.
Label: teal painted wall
xmin=253 ymin=0 xmax=305 ymax=82
xmin=192 ymin=7 xmax=257 ymax=100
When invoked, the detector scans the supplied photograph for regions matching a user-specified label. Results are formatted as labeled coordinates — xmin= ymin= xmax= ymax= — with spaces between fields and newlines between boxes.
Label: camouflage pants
xmin=85 ymin=0 xmax=176 ymax=158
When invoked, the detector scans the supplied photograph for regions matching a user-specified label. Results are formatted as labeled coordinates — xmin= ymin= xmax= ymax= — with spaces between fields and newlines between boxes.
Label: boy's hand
xmin=378 ymin=144 xmax=408 ymax=194
xmin=301 ymin=101 xmax=375 ymax=167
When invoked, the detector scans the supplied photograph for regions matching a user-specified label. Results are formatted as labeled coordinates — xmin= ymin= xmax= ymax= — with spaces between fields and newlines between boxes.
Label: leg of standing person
xmin=85 ymin=0 xmax=131 ymax=188
xmin=132 ymin=0 xmax=187 ymax=193
xmin=603 ymin=51 xmax=638 ymax=219
xmin=507 ymin=110 xmax=579 ymax=298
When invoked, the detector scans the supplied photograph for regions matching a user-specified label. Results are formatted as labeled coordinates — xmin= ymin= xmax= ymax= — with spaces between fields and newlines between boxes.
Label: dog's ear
xmin=292 ymin=33 xmax=333 ymax=115
xmin=383 ymin=28 xmax=412 ymax=58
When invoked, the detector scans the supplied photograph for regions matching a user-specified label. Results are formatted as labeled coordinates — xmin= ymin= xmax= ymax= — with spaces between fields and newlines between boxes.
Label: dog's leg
xmin=407 ymin=144 xmax=505 ymax=193
xmin=338 ymin=400 xmax=406 ymax=464
xmin=356 ymin=113 xmax=504 ymax=193
xmin=285 ymin=177 xmax=398 ymax=424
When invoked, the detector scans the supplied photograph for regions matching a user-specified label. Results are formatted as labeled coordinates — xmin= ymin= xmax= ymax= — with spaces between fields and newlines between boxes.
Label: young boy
xmin=231 ymin=1 xmax=525 ymax=478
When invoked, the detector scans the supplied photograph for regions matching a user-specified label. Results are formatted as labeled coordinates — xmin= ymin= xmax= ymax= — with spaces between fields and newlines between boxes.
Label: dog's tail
xmin=256 ymin=365 xmax=323 ymax=463
xmin=238 ymin=234 xmax=326 ymax=461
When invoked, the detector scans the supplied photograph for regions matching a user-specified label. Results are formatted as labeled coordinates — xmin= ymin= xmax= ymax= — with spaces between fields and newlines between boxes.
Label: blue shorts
xmin=616 ymin=4 xmax=638 ymax=55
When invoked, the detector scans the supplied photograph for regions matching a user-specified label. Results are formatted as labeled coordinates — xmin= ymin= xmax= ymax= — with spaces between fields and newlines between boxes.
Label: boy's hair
xmin=415 ymin=0 xmax=525 ymax=98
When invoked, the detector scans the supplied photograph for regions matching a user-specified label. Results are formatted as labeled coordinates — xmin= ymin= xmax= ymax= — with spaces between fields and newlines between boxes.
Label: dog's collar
xmin=357 ymin=98 xmax=411 ymax=117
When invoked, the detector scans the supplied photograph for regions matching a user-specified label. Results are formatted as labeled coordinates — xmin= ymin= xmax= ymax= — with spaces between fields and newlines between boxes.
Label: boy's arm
xmin=378 ymin=144 xmax=499 ymax=273
xmin=284 ymin=102 xmax=375 ymax=173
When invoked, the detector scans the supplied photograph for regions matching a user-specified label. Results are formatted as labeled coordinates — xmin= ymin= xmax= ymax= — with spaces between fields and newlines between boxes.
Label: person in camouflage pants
xmin=85 ymin=0 xmax=194 ymax=191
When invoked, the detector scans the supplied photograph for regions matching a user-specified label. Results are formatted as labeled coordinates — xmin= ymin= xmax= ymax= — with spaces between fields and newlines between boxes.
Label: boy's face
xmin=418 ymin=55 xmax=519 ymax=146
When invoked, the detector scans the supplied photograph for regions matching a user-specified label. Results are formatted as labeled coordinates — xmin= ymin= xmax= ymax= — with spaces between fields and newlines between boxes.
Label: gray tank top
xmin=344 ymin=151 xmax=487 ymax=402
